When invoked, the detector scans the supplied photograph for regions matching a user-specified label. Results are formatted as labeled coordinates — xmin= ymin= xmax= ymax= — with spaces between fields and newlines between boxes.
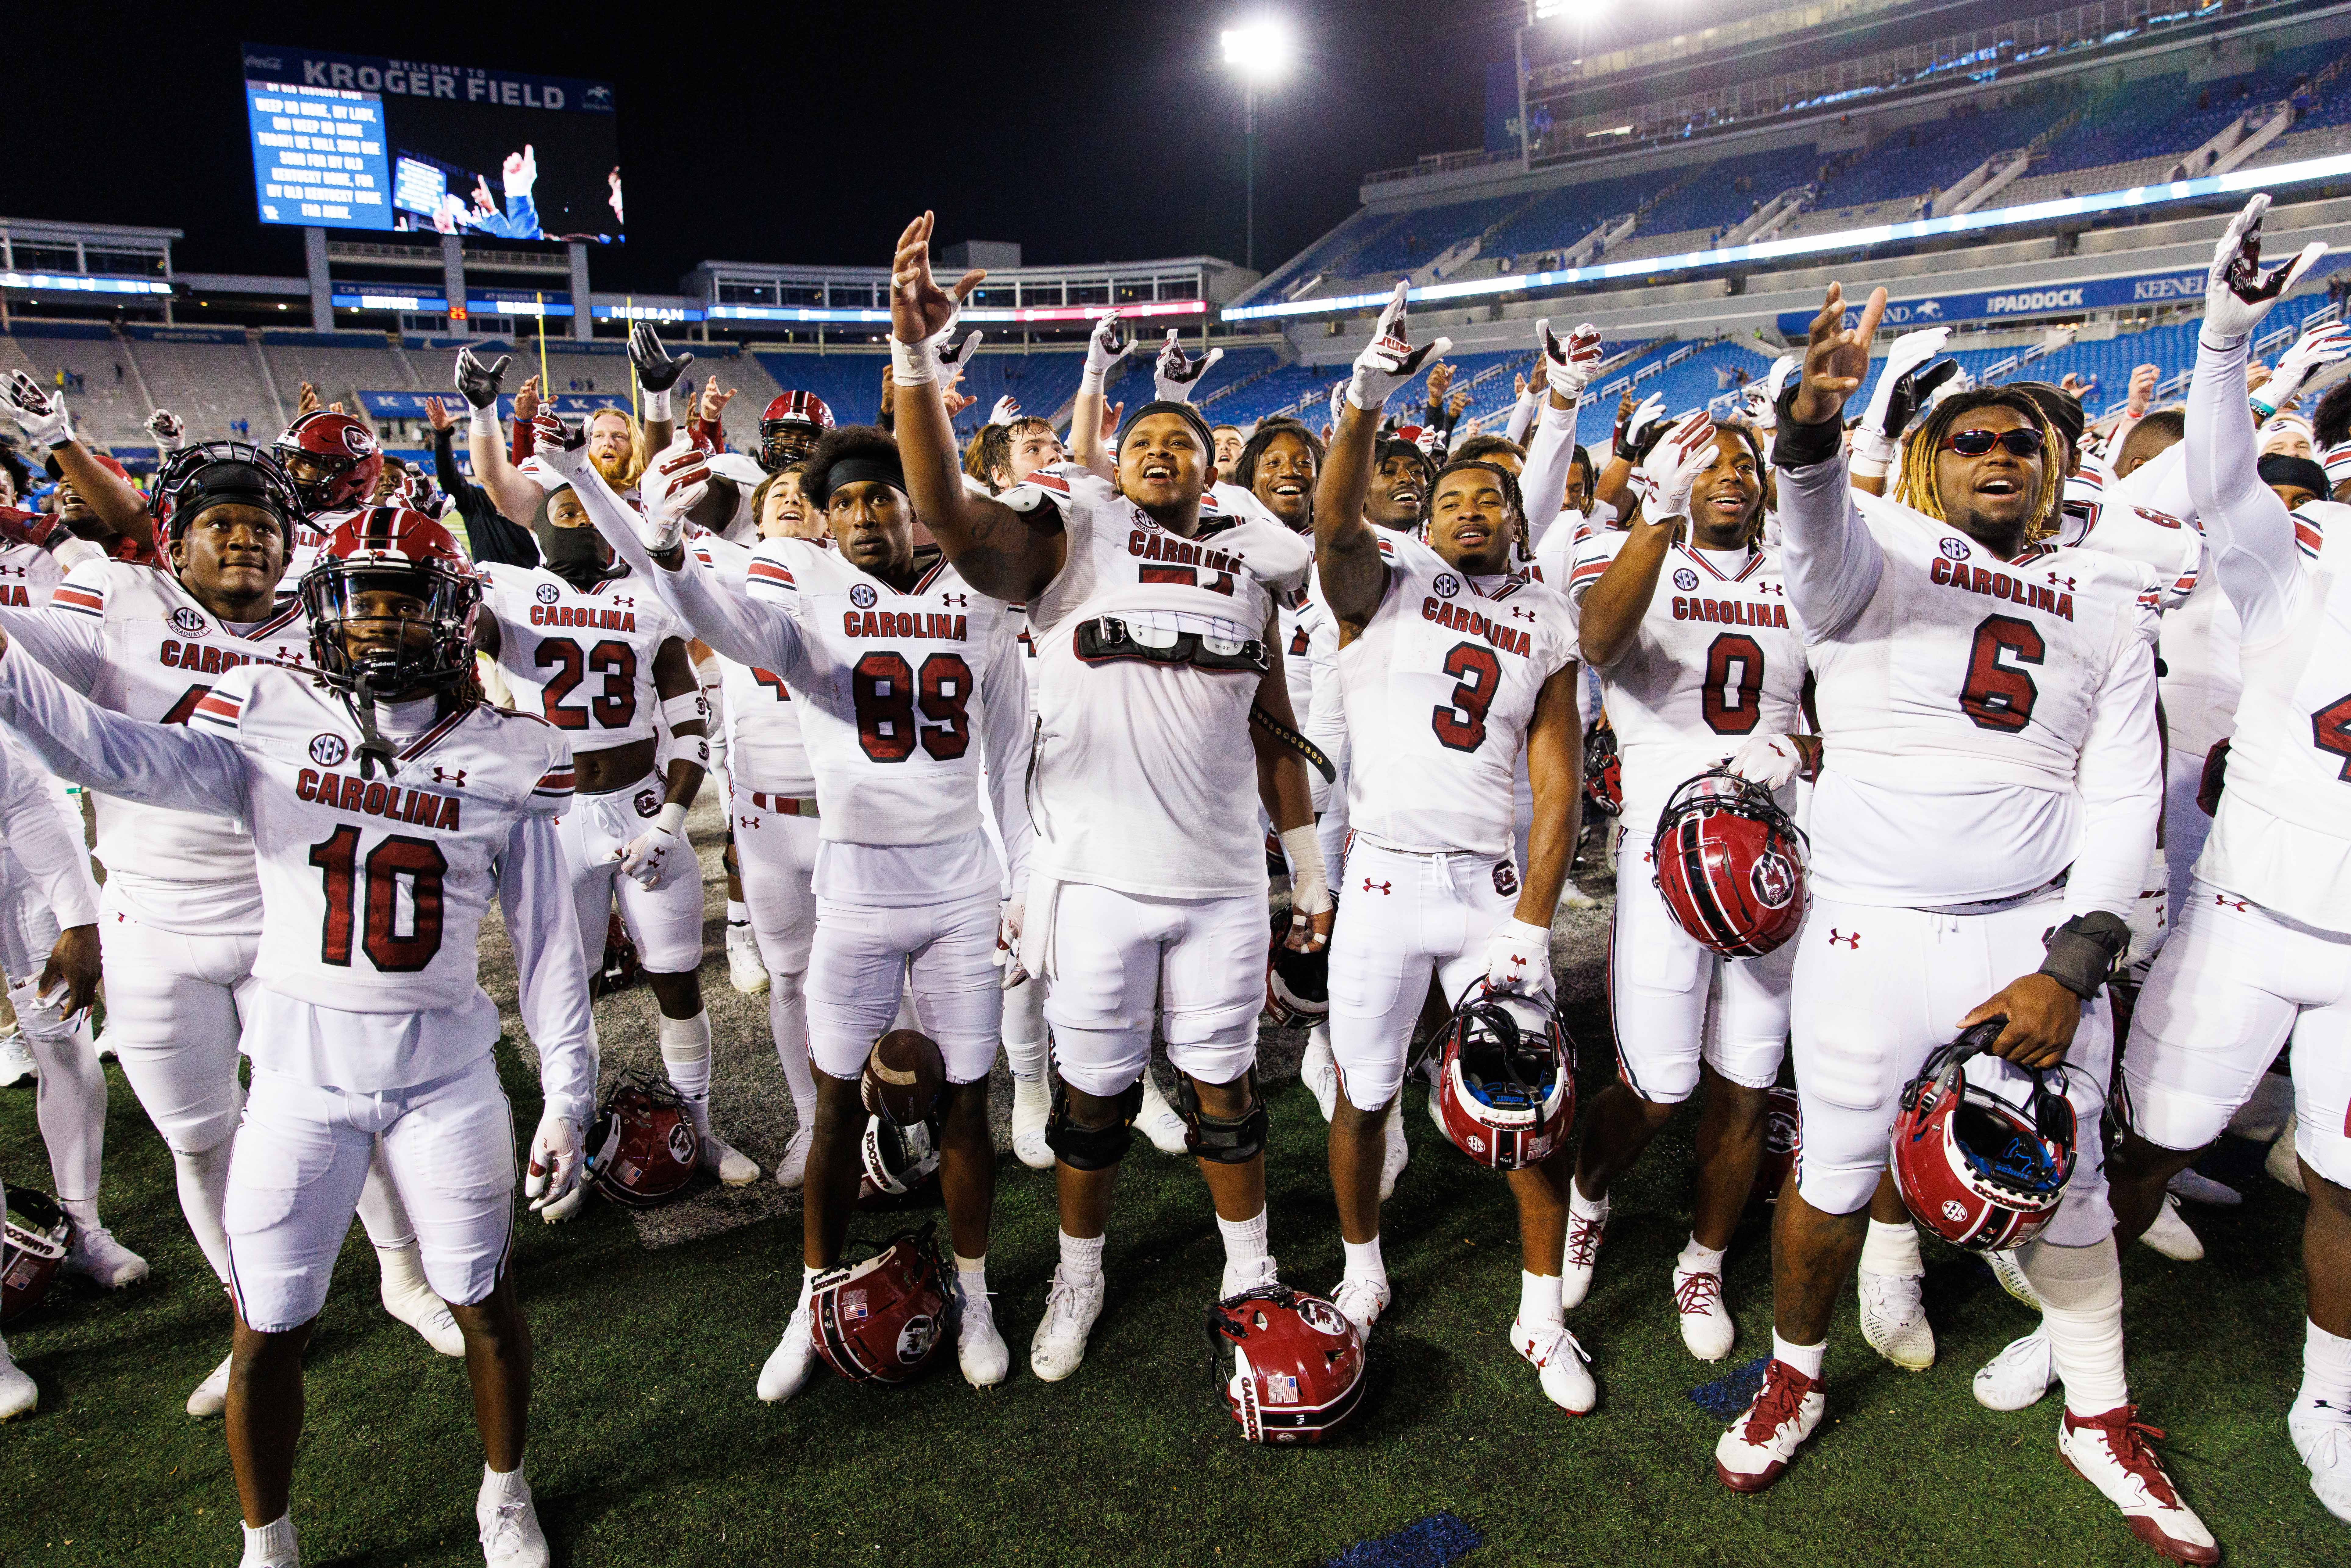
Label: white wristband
xmin=654 ymin=800 xmax=688 ymax=836
xmin=643 ymin=386 xmax=673 ymax=422
xmin=1080 ymin=364 xmax=1107 ymax=394
xmin=890 ymin=336 xmax=937 ymax=388
xmin=660 ymin=691 xmax=707 ymax=730
xmin=470 ymin=407 xmax=499 ymax=440
xmin=1278 ymin=825 xmax=1329 ymax=916
xmin=1849 ymin=426 xmax=1897 ymax=476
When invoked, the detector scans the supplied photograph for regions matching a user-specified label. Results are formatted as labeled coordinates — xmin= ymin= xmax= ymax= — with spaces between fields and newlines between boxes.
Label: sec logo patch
xmin=309 ymin=734 xmax=349 ymax=766
xmin=535 ymin=582 xmax=561 ymax=604
xmin=1673 ymin=567 xmax=1700 ymax=591
xmin=1939 ymin=537 xmax=1971 ymax=561
xmin=170 ymin=606 xmax=209 ymax=636
xmin=1432 ymin=572 xmax=1461 ymax=599
xmin=850 ymin=583 xmax=878 ymax=608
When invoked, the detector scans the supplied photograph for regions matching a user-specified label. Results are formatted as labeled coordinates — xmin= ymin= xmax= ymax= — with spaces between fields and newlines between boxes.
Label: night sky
xmin=4 ymin=2 xmax=1539 ymax=288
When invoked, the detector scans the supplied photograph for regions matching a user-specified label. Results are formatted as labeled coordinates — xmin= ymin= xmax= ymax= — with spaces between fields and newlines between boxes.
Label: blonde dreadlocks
xmin=1893 ymin=387 xmax=2064 ymax=543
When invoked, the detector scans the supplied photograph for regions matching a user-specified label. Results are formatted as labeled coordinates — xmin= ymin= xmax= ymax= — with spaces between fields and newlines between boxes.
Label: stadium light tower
xmin=1223 ymin=19 xmax=1294 ymax=273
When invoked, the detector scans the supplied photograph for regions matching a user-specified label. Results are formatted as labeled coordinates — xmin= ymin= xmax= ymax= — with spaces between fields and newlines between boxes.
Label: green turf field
xmin=0 ymin=1021 xmax=2336 ymax=1568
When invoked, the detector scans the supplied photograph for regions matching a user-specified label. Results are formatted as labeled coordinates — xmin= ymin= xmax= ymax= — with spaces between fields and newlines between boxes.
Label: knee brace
xmin=1175 ymin=1069 xmax=1267 ymax=1165
xmin=1044 ymin=1079 xmax=1144 ymax=1171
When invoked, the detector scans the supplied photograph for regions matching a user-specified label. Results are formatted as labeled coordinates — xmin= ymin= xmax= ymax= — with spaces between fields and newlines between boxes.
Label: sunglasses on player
xmin=1939 ymin=427 xmax=2047 ymax=459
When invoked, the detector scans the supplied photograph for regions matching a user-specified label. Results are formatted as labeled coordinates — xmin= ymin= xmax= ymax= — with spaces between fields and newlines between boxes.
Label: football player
xmin=3 ymin=372 xmax=159 ymax=562
xmin=1310 ymin=286 xmax=1592 ymax=1408
xmin=2108 ymin=195 xmax=2351 ymax=1527
xmin=887 ymin=213 xmax=1329 ymax=1382
xmin=274 ymin=409 xmax=386 ymax=585
xmin=472 ymin=467 xmax=754 ymax=1185
xmin=0 ymin=445 xmax=471 ymax=1414
xmin=543 ymin=416 xmax=1031 ymax=1398
xmin=0 ymin=507 xmax=596 ymax=1568
xmin=1564 ymin=410 xmax=1807 ymax=1364
xmin=1711 ymin=280 xmax=2213 ymax=1564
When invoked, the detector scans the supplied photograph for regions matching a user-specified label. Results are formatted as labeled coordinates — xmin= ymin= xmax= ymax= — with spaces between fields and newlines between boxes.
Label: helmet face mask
xmin=151 ymin=441 xmax=303 ymax=552
xmin=586 ymin=1071 xmax=701 ymax=1208
xmin=2 ymin=1186 xmax=76 ymax=1326
xmin=1890 ymin=1019 xmax=2077 ymax=1251
xmin=275 ymin=411 xmax=384 ymax=514
xmin=300 ymin=509 xmax=480 ymax=700
xmin=759 ymin=392 xmax=835 ymax=474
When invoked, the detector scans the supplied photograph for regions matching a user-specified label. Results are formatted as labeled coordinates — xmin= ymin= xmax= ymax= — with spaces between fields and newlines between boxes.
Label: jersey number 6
xmin=1959 ymin=614 xmax=2044 ymax=733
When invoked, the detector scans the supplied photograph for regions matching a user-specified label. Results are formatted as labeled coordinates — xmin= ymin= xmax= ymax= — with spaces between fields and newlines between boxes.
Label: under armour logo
xmin=1509 ymin=606 xmax=1537 ymax=622
xmin=1362 ymin=878 xmax=1392 ymax=896
xmin=939 ymin=592 xmax=969 ymax=607
xmin=1827 ymin=929 xmax=1860 ymax=948
xmin=737 ymin=815 xmax=759 ymax=830
xmin=432 ymin=767 xmax=467 ymax=787
xmin=1758 ymin=582 xmax=1784 ymax=597
xmin=2213 ymin=893 xmax=2249 ymax=912
xmin=2045 ymin=572 xmax=2077 ymax=592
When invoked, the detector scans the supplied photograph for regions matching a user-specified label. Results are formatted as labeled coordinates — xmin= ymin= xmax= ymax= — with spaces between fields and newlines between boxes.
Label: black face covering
xmin=532 ymin=487 xmax=611 ymax=588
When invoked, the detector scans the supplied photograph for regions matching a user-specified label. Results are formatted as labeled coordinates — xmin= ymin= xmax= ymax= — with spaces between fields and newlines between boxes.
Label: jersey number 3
xmin=309 ymin=828 xmax=448 ymax=972
xmin=1432 ymin=642 xmax=1501 ymax=752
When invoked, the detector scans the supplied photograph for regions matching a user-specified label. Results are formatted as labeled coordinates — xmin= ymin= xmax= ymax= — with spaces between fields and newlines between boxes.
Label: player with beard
xmin=546 ymin=415 xmax=1031 ymax=1397
xmin=1563 ymin=414 xmax=1807 ymax=1365
xmin=1711 ymin=281 xmax=2210 ymax=1563
xmin=0 ymin=505 xmax=595 ymax=1568
xmin=887 ymin=212 xmax=1328 ymax=1381
xmin=471 ymin=461 xmax=755 ymax=1185
xmin=0 ymin=444 xmax=476 ymax=1410
xmin=1310 ymin=287 xmax=1590 ymax=1404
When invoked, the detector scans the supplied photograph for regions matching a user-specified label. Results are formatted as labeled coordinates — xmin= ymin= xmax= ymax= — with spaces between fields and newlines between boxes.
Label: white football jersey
xmin=1569 ymin=533 xmax=1807 ymax=830
xmin=1011 ymin=465 xmax=1312 ymax=899
xmin=1339 ymin=532 xmax=1579 ymax=857
xmin=0 ymin=561 xmax=311 ymax=932
xmin=0 ymin=541 xmax=62 ymax=611
xmin=682 ymin=527 xmax=814 ymax=793
xmin=479 ymin=563 xmax=687 ymax=750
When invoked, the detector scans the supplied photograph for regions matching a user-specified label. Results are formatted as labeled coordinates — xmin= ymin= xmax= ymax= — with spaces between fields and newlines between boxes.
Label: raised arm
xmin=0 ymin=728 xmax=98 ymax=932
xmin=1315 ymin=282 xmax=1450 ymax=629
xmin=1520 ymin=321 xmax=1602 ymax=553
xmin=0 ymin=632 xmax=249 ymax=820
xmin=2 ymin=373 xmax=152 ymax=549
xmin=0 ymin=563 xmax=108 ymax=691
xmin=628 ymin=322 xmax=691 ymax=455
xmin=889 ymin=213 xmax=1066 ymax=602
xmin=455 ymin=348 xmax=548 ymax=527
xmin=1579 ymin=412 xmax=1717 ymax=667
xmin=1773 ymin=283 xmax=1889 ymax=644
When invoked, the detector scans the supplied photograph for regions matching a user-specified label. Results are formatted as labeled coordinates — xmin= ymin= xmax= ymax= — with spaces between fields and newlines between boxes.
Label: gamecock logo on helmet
xmin=342 ymin=424 xmax=377 ymax=456
xmin=1750 ymin=849 xmax=1797 ymax=911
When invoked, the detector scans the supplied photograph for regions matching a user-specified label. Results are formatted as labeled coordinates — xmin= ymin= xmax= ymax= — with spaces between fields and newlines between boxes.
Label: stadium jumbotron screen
xmin=241 ymin=43 xmax=623 ymax=243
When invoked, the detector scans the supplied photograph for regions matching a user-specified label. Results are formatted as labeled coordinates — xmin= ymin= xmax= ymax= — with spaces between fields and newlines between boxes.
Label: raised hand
xmin=699 ymin=381 xmax=735 ymax=425
xmin=504 ymin=145 xmax=537 ymax=198
xmin=145 ymin=408 xmax=185 ymax=451
xmin=1153 ymin=330 xmax=1224 ymax=403
xmin=2125 ymin=363 xmax=2160 ymax=417
xmin=297 ymin=381 xmax=321 ymax=417
xmin=1613 ymin=391 xmax=1668 ymax=463
xmin=988 ymin=395 xmax=1020 ymax=426
xmin=514 ymin=375 xmax=540 ymax=423
xmin=638 ymin=435 xmax=710 ymax=553
xmin=425 ymin=397 xmax=453 ymax=434
xmin=629 ymin=321 xmax=693 ymax=394
xmin=1633 ymin=409 xmax=1718 ymax=521
xmin=1084 ymin=308 xmax=1132 ymax=381
xmin=454 ymin=347 xmax=511 ymax=412
xmin=1791 ymin=283 xmax=1887 ymax=426
xmin=2 ymin=371 xmax=71 ymax=450
xmin=1859 ymin=327 xmax=1955 ymax=446
xmin=1537 ymin=319 xmax=1604 ymax=401
xmin=2203 ymin=193 xmax=2328 ymax=350
xmin=1347 ymin=281 xmax=1451 ymax=413
xmin=888 ymin=212 xmax=985 ymax=361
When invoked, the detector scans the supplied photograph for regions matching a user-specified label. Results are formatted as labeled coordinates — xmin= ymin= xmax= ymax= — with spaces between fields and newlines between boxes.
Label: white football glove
xmin=1614 ymin=391 xmax=1668 ymax=462
xmin=1482 ymin=918 xmax=1554 ymax=998
xmin=1083 ymin=309 xmax=1131 ymax=384
xmin=2262 ymin=320 xmax=2351 ymax=407
xmin=529 ymin=410 xmax=588 ymax=477
xmin=987 ymin=395 xmax=1020 ymax=426
xmin=3 ymin=371 xmax=72 ymax=451
xmin=1727 ymin=732 xmax=1805 ymax=790
xmin=1860 ymin=328 xmax=1950 ymax=440
xmin=1328 ymin=379 xmax=1349 ymax=428
xmin=637 ymin=435 xmax=710 ymax=553
xmin=1633 ymin=410 xmax=1717 ymax=521
xmin=454 ymin=347 xmax=510 ymax=413
xmin=1153 ymin=330 xmax=1224 ymax=403
xmin=145 ymin=408 xmax=186 ymax=451
xmin=2202 ymin=193 xmax=2328 ymax=351
xmin=618 ymin=805 xmax=687 ymax=891
xmin=892 ymin=300 xmax=982 ymax=389
xmin=1746 ymin=353 xmax=1801 ymax=431
xmin=1536 ymin=319 xmax=1604 ymax=402
xmin=525 ymin=1109 xmax=586 ymax=1222
xmin=1346 ymin=281 xmax=1451 ymax=414
xmin=994 ymin=900 xmax=1027 ymax=990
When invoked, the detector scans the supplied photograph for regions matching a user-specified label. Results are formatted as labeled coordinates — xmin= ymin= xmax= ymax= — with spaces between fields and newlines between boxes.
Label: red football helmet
xmin=1432 ymin=992 xmax=1575 ymax=1170
xmin=1265 ymin=910 xmax=1329 ymax=1029
xmin=300 ymin=507 xmax=482 ymax=700
xmin=1207 ymin=1285 xmax=1366 ymax=1444
xmin=2 ymin=1185 xmax=75 ymax=1326
xmin=759 ymin=392 xmax=836 ymax=473
xmin=1745 ymin=1086 xmax=1802 ymax=1216
xmin=591 ymin=911 xmax=640 ymax=999
xmin=275 ymin=410 xmax=384 ymax=514
xmin=1890 ymin=1019 xmax=2077 ymax=1251
xmin=1583 ymin=719 xmax=1622 ymax=818
xmin=1650 ymin=768 xmax=1808 ymax=959
xmin=586 ymin=1072 xmax=701 ymax=1208
xmin=858 ymin=1115 xmax=940 ymax=1201
xmin=809 ymin=1225 xmax=959 ymax=1384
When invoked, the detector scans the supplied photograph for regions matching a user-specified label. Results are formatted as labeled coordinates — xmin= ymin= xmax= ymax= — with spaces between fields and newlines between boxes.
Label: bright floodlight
xmin=1222 ymin=21 xmax=1293 ymax=81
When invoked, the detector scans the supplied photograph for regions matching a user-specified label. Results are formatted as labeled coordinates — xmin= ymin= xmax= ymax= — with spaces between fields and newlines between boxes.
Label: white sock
xmin=1003 ymin=1032 xmax=1050 ymax=1085
xmin=2302 ymin=1318 xmax=2351 ymax=1410
xmin=659 ymin=1010 xmax=715 ymax=1137
xmin=1677 ymin=1236 xmax=1726 ymax=1275
xmin=376 ymin=1234 xmax=430 ymax=1293
xmin=1519 ymin=1269 xmax=1563 ymax=1328
xmin=481 ymin=1462 xmax=529 ymax=1502
xmin=726 ymin=898 xmax=748 ymax=927
xmin=1568 ymin=1177 xmax=1608 ymax=1222
xmin=1859 ymin=1218 xmax=1924 ymax=1279
xmin=1773 ymin=1330 xmax=1826 ymax=1380
xmin=242 ymin=1514 xmax=296 ymax=1564
xmin=2020 ymin=1234 xmax=2129 ymax=1417
xmin=1059 ymin=1229 xmax=1105 ymax=1285
xmin=1342 ymin=1236 xmax=1385 ymax=1284
xmin=59 ymin=1195 xmax=100 ymax=1233
xmin=955 ymin=1252 xmax=988 ymax=1308
xmin=1217 ymin=1209 xmax=1270 ymax=1275
xmin=796 ymin=1263 xmax=822 ymax=1311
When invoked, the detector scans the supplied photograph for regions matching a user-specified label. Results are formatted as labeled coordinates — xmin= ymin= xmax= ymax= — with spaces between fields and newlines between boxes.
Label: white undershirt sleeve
xmin=0 ymin=730 xmax=97 ymax=928
xmin=1775 ymin=449 xmax=1884 ymax=644
xmin=2066 ymin=630 xmax=2163 ymax=922
xmin=1519 ymin=396 xmax=1579 ymax=557
xmin=0 ymin=642 xmax=249 ymax=822
xmin=2185 ymin=337 xmax=2305 ymax=646
xmin=498 ymin=811 xmax=599 ymax=1129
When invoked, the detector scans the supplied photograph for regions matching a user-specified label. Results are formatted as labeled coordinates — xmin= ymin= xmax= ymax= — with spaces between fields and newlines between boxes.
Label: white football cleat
xmin=771 ymin=1126 xmax=813 ymax=1190
xmin=1220 ymin=1252 xmax=1279 ymax=1301
xmin=1559 ymin=886 xmax=1598 ymax=911
xmin=1010 ymin=1076 xmax=1053 ymax=1171
xmin=1379 ymin=1106 xmax=1409 ymax=1202
xmin=725 ymin=922 xmax=768 ymax=996
xmin=757 ymin=1306 xmax=818 ymax=1402
xmin=1511 ymin=1317 xmax=1596 ymax=1414
xmin=0 ymin=1338 xmax=34 ymax=1421
xmin=1715 ymin=1358 xmax=1825 ymax=1492
xmin=0 ymin=1030 xmax=34 ymax=1087
xmin=379 ymin=1256 xmax=465 ymax=1358
xmin=1988 ymin=1248 xmax=2043 ymax=1309
xmin=1560 ymin=1194 xmax=1608 ymax=1309
xmin=187 ymin=1351 xmax=234 ymax=1418
xmin=477 ymin=1474 xmax=551 ymax=1568
xmin=1029 ymin=1268 xmax=1106 ymax=1383
xmin=1134 ymin=1073 xmax=1190 ymax=1157
xmin=2137 ymin=1194 xmax=2203 ymax=1262
xmin=1973 ymin=1327 xmax=2055 ymax=1412
xmin=957 ymin=1280 xmax=1009 ymax=1388
xmin=2057 ymin=1404 xmax=2220 ymax=1565
xmin=701 ymin=1131 xmax=761 ymax=1186
xmin=1673 ymin=1265 xmax=1735 ymax=1362
xmin=2165 ymin=1168 xmax=2241 ymax=1207
xmin=2269 ymin=1115 xmax=2308 ymax=1194
xmin=2289 ymin=1396 xmax=2351 ymax=1525
xmin=1856 ymin=1267 xmax=1934 ymax=1370
xmin=63 ymin=1224 xmax=148 ymax=1290
xmin=1300 ymin=1028 xmax=1339 ymax=1123
xmin=1331 ymin=1274 xmax=1392 ymax=1341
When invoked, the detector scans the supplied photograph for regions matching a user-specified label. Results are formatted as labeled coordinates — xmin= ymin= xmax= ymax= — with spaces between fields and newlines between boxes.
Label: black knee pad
xmin=1044 ymin=1079 xmax=1145 ymax=1171
xmin=1174 ymin=1069 xmax=1267 ymax=1164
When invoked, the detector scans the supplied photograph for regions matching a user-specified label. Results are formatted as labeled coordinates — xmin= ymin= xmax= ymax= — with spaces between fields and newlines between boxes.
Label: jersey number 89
xmin=854 ymin=651 xmax=974 ymax=763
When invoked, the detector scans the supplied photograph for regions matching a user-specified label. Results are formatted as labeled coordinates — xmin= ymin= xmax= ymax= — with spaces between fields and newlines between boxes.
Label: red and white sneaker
xmin=1510 ymin=1316 xmax=1595 ymax=1413
xmin=2057 ymin=1405 xmax=2219 ymax=1565
xmin=1560 ymin=1196 xmax=1608 ymax=1309
xmin=1673 ymin=1265 xmax=1734 ymax=1362
xmin=1715 ymin=1359 xmax=1825 ymax=1493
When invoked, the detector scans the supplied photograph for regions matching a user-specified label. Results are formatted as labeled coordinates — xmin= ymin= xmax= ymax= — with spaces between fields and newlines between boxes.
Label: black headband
xmin=2259 ymin=452 xmax=2331 ymax=498
xmin=1120 ymin=399 xmax=1217 ymax=455
xmin=814 ymin=454 xmax=906 ymax=506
